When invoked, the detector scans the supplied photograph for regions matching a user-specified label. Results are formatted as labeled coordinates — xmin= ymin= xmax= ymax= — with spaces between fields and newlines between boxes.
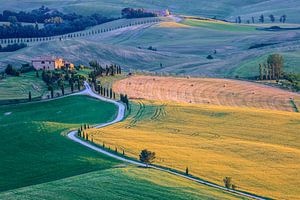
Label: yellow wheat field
xmin=158 ymin=21 xmax=190 ymax=28
xmin=88 ymin=100 xmax=300 ymax=200
xmin=113 ymin=75 xmax=300 ymax=112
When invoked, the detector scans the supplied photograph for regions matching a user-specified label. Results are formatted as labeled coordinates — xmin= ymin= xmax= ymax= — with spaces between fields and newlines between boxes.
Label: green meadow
xmin=0 ymin=95 xmax=118 ymax=191
xmin=0 ymin=167 xmax=247 ymax=200
xmin=0 ymin=72 xmax=47 ymax=100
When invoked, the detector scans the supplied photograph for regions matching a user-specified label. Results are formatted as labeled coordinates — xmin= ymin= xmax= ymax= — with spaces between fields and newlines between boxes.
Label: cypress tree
xmin=28 ymin=91 xmax=32 ymax=101
xmin=122 ymin=149 xmax=125 ymax=156
xmin=71 ymin=82 xmax=74 ymax=93
xmin=110 ymin=88 xmax=113 ymax=98
xmin=84 ymin=124 xmax=87 ymax=129
xmin=259 ymin=64 xmax=263 ymax=80
xmin=186 ymin=167 xmax=189 ymax=175
xmin=113 ymin=92 xmax=116 ymax=99
xmin=115 ymin=147 xmax=118 ymax=153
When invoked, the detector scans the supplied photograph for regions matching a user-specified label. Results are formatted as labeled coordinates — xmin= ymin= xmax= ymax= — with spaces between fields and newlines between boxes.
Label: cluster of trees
xmin=259 ymin=54 xmax=284 ymax=80
xmin=235 ymin=14 xmax=287 ymax=24
xmin=282 ymin=73 xmax=300 ymax=92
xmin=120 ymin=94 xmax=129 ymax=109
xmin=89 ymin=61 xmax=122 ymax=78
xmin=78 ymin=124 xmax=92 ymax=141
xmin=96 ymin=86 xmax=116 ymax=99
xmin=121 ymin=8 xmax=157 ymax=19
xmin=41 ymin=69 xmax=86 ymax=98
xmin=0 ymin=43 xmax=27 ymax=52
xmin=223 ymin=177 xmax=237 ymax=190
xmin=0 ymin=6 xmax=115 ymax=39
xmin=4 ymin=64 xmax=20 ymax=76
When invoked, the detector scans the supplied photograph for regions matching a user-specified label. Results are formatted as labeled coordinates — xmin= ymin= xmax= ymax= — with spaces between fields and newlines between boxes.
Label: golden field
xmin=158 ymin=21 xmax=190 ymax=28
xmin=88 ymin=100 xmax=300 ymax=200
xmin=113 ymin=75 xmax=300 ymax=112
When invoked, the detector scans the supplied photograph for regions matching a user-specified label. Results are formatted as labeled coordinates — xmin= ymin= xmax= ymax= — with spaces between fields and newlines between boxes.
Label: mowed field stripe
xmin=113 ymin=75 xmax=300 ymax=112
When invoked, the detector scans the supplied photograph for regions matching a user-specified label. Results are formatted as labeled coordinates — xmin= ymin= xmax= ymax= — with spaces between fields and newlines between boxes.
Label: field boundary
xmin=67 ymin=82 xmax=269 ymax=200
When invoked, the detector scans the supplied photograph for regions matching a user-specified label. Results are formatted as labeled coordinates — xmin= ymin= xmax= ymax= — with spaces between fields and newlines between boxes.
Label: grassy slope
xmin=89 ymin=100 xmax=300 ymax=199
xmin=0 ymin=167 xmax=247 ymax=200
xmin=182 ymin=19 xmax=257 ymax=32
xmin=0 ymin=71 xmax=47 ymax=100
xmin=0 ymin=95 xmax=119 ymax=191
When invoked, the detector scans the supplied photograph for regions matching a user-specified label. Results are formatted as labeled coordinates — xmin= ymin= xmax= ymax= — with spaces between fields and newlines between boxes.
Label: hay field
xmin=88 ymin=100 xmax=300 ymax=199
xmin=113 ymin=75 xmax=300 ymax=112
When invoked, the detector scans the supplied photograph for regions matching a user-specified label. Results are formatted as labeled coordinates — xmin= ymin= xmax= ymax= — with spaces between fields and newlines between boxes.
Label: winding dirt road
xmin=67 ymin=82 xmax=267 ymax=200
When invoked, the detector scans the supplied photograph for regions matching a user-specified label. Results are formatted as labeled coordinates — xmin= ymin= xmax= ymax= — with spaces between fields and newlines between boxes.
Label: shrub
xmin=223 ymin=177 xmax=232 ymax=189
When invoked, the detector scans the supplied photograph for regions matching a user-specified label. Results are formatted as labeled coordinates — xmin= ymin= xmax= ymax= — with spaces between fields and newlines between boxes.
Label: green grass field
xmin=0 ymin=95 xmax=118 ymax=191
xmin=182 ymin=19 xmax=257 ymax=32
xmin=0 ymin=71 xmax=47 ymax=100
xmin=0 ymin=167 xmax=247 ymax=200
xmin=0 ymin=93 xmax=248 ymax=199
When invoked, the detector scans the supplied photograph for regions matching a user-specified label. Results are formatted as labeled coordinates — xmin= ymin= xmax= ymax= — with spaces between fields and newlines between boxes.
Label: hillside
xmin=88 ymin=99 xmax=300 ymax=199
xmin=0 ymin=95 xmax=118 ymax=191
xmin=0 ymin=167 xmax=247 ymax=200
xmin=1 ymin=17 xmax=300 ymax=78
xmin=113 ymin=75 xmax=300 ymax=112
xmin=0 ymin=0 xmax=299 ymax=23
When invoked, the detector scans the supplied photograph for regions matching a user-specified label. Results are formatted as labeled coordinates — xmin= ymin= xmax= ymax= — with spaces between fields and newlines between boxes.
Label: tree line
xmin=0 ymin=43 xmax=27 ymax=52
xmin=41 ymin=69 xmax=86 ymax=98
xmin=0 ymin=6 xmax=116 ymax=39
xmin=259 ymin=54 xmax=284 ymax=81
xmin=236 ymin=14 xmax=287 ymax=24
xmin=121 ymin=8 xmax=157 ymax=19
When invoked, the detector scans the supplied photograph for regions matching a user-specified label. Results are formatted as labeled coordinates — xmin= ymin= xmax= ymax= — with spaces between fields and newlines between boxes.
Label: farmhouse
xmin=32 ymin=56 xmax=74 ymax=70
xmin=145 ymin=9 xmax=171 ymax=17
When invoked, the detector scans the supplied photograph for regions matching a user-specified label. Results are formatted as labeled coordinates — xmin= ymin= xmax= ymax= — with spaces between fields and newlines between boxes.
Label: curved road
xmin=67 ymin=82 xmax=266 ymax=200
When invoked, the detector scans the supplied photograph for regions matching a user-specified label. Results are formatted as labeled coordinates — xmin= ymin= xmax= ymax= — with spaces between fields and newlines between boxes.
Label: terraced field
xmin=88 ymin=99 xmax=300 ymax=200
xmin=113 ymin=75 xmax=300 ymax=112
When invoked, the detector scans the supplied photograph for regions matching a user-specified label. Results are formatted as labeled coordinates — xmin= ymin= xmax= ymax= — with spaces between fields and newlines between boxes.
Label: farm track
xmin=67 ymin=82 xmax=267 ymax=200
xmin=125 ymin=100 xmax=145 ymax=129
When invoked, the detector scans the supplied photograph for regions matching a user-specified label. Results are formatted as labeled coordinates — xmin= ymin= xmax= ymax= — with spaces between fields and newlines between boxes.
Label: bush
xmin=223 ymin=177 xmax=232 ymax=189
xmin=207 ymin=55 xmax=214 ymax=59
xmin=139 ymin=149 xmax=156 ymax=166
xmin=5 ymin=64 xmax=20 ymax=76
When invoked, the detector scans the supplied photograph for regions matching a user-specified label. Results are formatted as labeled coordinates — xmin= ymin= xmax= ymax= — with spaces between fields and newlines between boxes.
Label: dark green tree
xmin=139 ymin=149 xmax=156 ymax=166
xmin=28 ymin=91 xmax=32 ymax=101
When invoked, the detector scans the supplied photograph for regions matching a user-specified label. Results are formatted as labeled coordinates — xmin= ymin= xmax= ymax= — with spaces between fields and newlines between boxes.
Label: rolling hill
xmin=0 ymin=0 xmax=299 ymax=23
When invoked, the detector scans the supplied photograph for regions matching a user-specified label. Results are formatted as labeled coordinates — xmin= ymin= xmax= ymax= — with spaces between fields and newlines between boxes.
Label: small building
xmin=145 ymin=9 xmax=171 ymax=17
xmin=32 ymin=56 xmax=74 ymax=70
